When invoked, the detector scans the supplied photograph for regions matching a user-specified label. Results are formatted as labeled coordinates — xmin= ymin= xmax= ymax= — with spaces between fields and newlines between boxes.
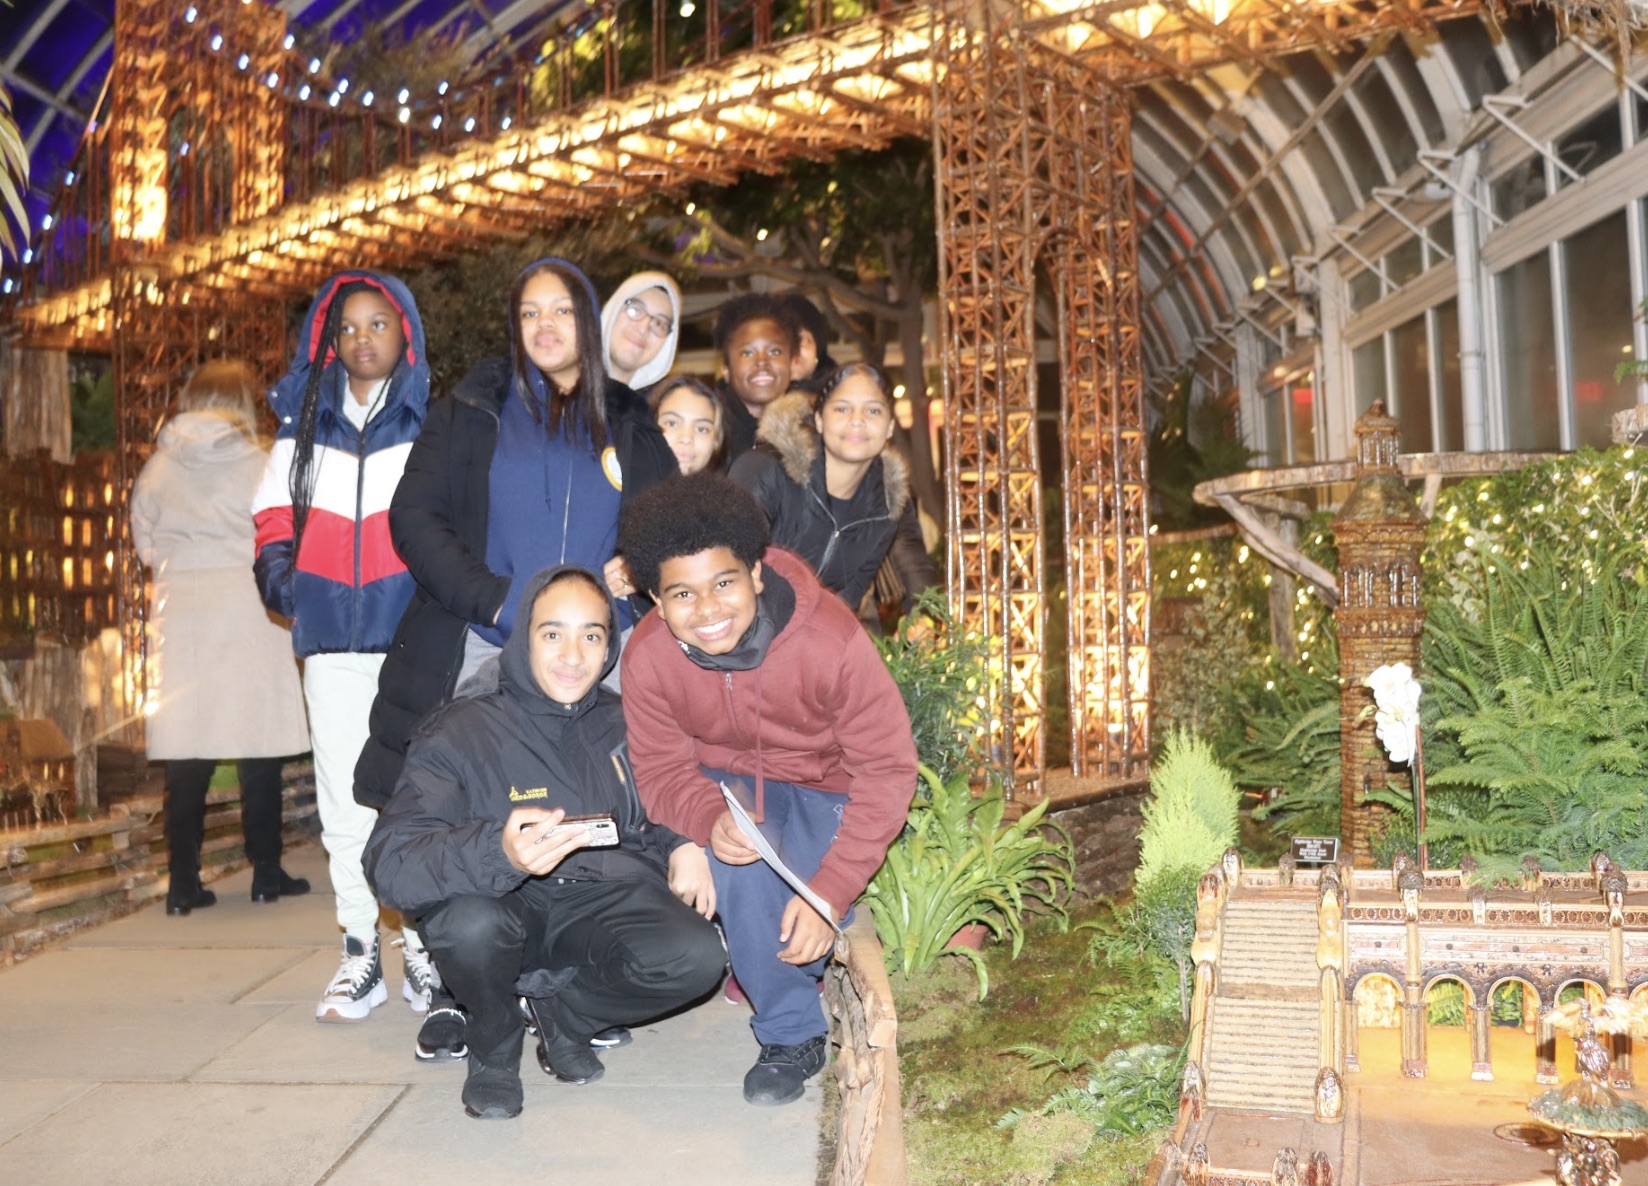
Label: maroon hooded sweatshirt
xmin=620 ymin=547 xmax=917 ymax=914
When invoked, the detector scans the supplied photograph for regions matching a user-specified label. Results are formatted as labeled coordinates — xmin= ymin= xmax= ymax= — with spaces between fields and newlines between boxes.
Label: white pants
xmin=303 ymin=652 xmax=417 ymax=948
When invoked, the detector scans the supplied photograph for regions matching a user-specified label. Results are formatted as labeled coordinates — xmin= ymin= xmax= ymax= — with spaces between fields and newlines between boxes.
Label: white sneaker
xmin=396 ymin=936 xmax=441 ymax=1014
xmin=316 ymin=934 xmax=388 ymax=1023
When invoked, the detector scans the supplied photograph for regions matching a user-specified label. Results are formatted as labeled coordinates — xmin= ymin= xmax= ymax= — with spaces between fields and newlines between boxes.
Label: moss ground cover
xmin=894 ymin=899 xmax=1183 ymax=1186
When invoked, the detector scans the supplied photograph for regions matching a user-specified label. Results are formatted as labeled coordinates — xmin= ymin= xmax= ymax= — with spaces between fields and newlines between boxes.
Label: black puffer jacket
xmin=353 ymin=357 xmax=675 ymax=809
xmin=363 ymin=564 xmax=684 ymax=918
xmin=728 ymin=392 xmax=934 ymax=612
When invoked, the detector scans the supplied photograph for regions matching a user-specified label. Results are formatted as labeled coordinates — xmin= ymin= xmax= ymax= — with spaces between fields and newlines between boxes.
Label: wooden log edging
xmin=825 ymin=913 xmax=905 ymax=1186
xmin=0 ymin=764 xmax=318 ymax=966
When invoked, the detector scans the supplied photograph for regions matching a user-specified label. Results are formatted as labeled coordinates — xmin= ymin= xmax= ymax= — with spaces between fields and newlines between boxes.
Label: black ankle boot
xmin=250 ymin=865 xmax=312 ymax=904
xmin=166 ymin=883 xmax=218 ymax=916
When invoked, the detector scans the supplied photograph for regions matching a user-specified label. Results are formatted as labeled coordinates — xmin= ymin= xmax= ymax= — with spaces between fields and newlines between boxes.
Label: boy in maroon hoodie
xmin=617 ymin=473 xmax=917 ymax=1106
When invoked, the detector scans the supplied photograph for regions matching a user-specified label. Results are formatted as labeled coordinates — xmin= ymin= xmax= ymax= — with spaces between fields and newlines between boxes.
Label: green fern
xmin=1422 ymin=546 xmax=1648 ymax=873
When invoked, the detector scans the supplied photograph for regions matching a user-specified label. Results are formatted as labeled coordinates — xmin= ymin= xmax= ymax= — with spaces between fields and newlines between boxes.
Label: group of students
xmin=134 ymin=257 xmax=929 ymax=1122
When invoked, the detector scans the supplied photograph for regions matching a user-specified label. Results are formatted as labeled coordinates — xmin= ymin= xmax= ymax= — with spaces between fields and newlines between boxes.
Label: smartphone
xmin=525 ymin=813 xmax=619 ymax=848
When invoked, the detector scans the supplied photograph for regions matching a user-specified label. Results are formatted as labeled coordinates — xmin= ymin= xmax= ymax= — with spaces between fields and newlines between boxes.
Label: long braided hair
xmin=288 ymin=278 xmax=386 ymax=561
xmin=509 ymin=259 xmax=608 ymax=451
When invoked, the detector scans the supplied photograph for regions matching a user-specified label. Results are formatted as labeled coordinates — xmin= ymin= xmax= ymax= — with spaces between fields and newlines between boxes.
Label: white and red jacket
xmin=252 ymin=271 xmax=429 ymax=657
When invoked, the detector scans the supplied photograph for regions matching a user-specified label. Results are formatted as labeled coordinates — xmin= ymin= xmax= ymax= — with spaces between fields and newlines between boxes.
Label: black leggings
xmin=165 ymin=758 xmax=284 ymax=887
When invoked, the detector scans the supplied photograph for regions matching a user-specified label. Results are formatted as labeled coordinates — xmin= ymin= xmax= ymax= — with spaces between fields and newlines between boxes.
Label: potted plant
xmin=864 ymin=762 xmax=1075 ymax=999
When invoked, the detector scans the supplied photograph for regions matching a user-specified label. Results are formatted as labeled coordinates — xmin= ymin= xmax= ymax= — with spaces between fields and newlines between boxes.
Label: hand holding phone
xmin=533 ymin=813 xmax=619 ymax=849
xmin=503 ymin=807 xmax=596 ymax=874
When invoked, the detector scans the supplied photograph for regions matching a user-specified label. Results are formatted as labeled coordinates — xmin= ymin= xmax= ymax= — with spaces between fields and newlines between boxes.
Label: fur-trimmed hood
xmin=753 ymin=391 xmax=911 ymax=519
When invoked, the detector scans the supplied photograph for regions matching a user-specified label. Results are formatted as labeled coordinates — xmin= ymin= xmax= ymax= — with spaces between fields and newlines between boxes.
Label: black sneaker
xmin=521 ymin=997 xmax=604 ymax=1084
xmin=743 ymin=1035 xmax=828 ymax=1106
xmin=589 ymin=1026 xmax=632 ymax=1049
xmin=461 ymin=1060 xmax=523 ymax=1120
xmin=414 ymin=1006 xmax=470 ymax=1062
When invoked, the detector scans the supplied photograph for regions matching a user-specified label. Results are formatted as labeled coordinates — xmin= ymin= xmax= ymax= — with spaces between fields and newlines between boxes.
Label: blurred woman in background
xmin=132 ymin=360 xmax=311 ymax=916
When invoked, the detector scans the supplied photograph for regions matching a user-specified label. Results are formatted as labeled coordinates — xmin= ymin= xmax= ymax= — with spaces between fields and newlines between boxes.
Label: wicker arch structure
xmin=2 ymin=0 xmax=1498 ymax=786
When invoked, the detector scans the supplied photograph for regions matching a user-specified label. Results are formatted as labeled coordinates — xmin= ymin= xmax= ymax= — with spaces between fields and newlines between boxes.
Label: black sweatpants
xmin=165 ymin=757 xmax=284 ymax=887
xmin=420 ymin=875 xmax=725 ymax=1069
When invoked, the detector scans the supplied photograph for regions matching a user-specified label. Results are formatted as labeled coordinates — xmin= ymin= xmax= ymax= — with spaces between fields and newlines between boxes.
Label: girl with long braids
xmin=252 ymin=271 xmax=436 ymax=1024
xmin=354 ymin=257 xmax=678 ymax=1064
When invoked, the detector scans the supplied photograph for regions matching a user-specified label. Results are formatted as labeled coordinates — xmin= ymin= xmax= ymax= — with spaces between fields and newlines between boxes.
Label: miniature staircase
xmin=1203 ymin=896 xmax=1321 ymax=1115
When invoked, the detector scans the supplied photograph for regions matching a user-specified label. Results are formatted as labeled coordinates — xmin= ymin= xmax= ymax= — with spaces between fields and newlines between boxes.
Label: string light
xmin=337 ymin=78 xmax=349 ymax=93
xmin=328 ymin=92 xmax=340 ymax=108
xmin=361 ymin=90 xmax=374 ymax=107
xmin=40 ymin=215 xmax=52 ymax=230
xmin=464 ymin=116 xmax=476 ymax=133
xmin=283 ymin=33 xmax=294 ymax=49
xmin=210 ymin=33 xmax=223 ymax=51
xmin=237 ymin=53 xmax=250 ymax=70
xmin=431 ymin=114 xmax=443 ymax=129
xmin=500 ymin=116 xmax=512 ymax=129
xmin=298 ymin=84 xmax=311 ymax=101
xmin=397 ymin=88 xmax=410 ymax=104
xmin=438 ymin=81 xmax=449 ymax=95
xmin=398 ymin=107 xmax=410 ymax=124
xmin=184 ymin=6 xmax=197 ymax=21
xmin=266 ymin=72 xmax=279 ymax=88
xmin=22 ymin=249 xmax=32 ymax=263
xmin=309 ymin=58 xmax=321 ymax=74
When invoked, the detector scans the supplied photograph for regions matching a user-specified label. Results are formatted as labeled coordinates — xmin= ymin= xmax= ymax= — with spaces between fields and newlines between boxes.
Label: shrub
xmin=875 ymin=587 xmax=992 ymax=784
xmin=866 ymin=764 xmax=1075 ymax=999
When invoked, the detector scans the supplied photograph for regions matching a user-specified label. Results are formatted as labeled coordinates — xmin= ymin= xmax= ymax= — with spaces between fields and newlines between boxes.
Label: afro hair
xmin=711 ymin=292 xmax=800 ymax=360
xmin=618 ymin=472 xmax=772 ymax=596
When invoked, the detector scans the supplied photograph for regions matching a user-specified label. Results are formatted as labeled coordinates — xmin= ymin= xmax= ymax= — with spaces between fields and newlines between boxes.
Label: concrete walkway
xmin=0 ymin=844 xmax=821 ymax=1186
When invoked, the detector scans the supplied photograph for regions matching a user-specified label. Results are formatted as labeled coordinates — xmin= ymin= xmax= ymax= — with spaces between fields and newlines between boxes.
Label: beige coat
xmin=131 ymin=410 xmax=311 ymax=760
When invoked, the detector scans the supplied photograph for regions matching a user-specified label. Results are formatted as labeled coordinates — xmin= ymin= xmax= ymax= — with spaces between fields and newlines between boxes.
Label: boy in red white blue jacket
xmin=252 ymin=271 xmax=435 ymax=1026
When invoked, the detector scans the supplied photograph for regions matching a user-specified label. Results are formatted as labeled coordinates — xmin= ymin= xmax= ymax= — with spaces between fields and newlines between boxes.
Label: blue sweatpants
xmin=707 ymin=772 xmax=848 ymax=1047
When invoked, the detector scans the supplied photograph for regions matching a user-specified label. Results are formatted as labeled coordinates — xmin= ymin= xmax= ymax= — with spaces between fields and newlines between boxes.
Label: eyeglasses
xmin=620 ymin=298 xmax=674 ymax=339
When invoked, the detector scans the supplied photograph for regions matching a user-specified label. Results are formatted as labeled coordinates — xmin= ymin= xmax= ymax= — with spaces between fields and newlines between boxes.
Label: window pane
xmin=1350 ymin=267 xmax=1382 ymax=311
xmin=1564 ymin=210 xmax=1637 ymax=449
xmin=1427 ymin=217 xmax=1455 ymax=266
xmin=1435 ymin=298 xmax=1463 ymax=451
xmin=1555 ymin=103 xmax=1623 ymax=186
xmin=1289 ymin=372 xmax=1317 ymax=463
xmin=1263 ymin=389 xmax=1287 ymax=466
xmin=1493 ymin=156 xmax=1545 ymax=222
xmin=1497 ymin=250 xmax=1560 ymax=449
xmin=1388 ymin=238 xmax=1424 ymax=286
xmin=1353 ymin=338 xmax=1387 ymax=414
xmin=1393 ymin=314 xmax=1433 ymax=452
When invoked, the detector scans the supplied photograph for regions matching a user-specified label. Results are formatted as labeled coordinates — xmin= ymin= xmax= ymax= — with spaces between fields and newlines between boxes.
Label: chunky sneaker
xmin=589 ymin=1026 xmax=632 ymax=1049
xmin=521 ymin=996 xmax=604 ymax=1084
xmin=315 ymin=935 xmax=389 ymax=1023
xmin=395 ymin=937 xmax=441 ymax=1013
xmin=743 ymin=1035 xmax=828 ymax=1106
xmin=518 ymin=997 xmax=625 ymax=1049
xmin=461 ymin=1060 xmax=523 ymax=1120
xmin=415 ymin=1006 xmax=470 ymax=1062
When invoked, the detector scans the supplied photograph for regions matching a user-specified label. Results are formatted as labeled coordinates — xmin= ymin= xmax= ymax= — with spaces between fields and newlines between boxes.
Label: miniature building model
xmin=1332 ymin=402 xmax=1426 ymax=868
xmin=0 ymin=717 xmax=74 ymax=830
xmin=1165 ymin=852 xmax=1648 ymax=1185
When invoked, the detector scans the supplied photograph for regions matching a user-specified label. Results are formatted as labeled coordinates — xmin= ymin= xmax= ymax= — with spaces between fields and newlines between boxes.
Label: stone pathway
xmin=0 ymin=844 xmax=821 ymax=1186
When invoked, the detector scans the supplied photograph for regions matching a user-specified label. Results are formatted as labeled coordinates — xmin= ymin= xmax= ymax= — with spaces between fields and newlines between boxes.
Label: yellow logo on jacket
xmin=508 ymin=786 xmax=548 ymax=802
xmin=602 ymin=446 xmax=623 ymax=491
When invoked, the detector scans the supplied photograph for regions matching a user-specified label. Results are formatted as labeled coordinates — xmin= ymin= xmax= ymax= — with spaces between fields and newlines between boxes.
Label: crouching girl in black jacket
xmin=362 ymin=565 xmax=722 ymax=1120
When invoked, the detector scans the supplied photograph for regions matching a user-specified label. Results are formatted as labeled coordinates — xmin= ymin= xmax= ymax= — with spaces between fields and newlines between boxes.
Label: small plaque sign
xmin=1290 ymin=836 xmax=1340 ymax=866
